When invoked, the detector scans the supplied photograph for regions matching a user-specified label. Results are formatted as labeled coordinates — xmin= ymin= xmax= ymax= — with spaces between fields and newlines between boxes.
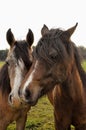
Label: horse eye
xmin=6 ymin=61 xmax=10 ymax=66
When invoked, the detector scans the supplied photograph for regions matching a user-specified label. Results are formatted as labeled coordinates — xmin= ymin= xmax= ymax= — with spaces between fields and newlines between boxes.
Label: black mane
xmin=73 ymin=46 xmax=86 ymax=86
xmin=34 ymin=28 xmax=86 ymax=86
xmin=0 ymin=64 xmax=11 ymax=94
xmin=14 ymin=41 xmax=32 ymax=70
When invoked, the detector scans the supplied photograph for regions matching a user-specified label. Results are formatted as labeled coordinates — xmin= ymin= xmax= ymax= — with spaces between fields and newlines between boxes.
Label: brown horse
xmin=0 ymin=29 xmax=34 ymax=130
xmin=19 ymin=23 xmax=86 ymax=130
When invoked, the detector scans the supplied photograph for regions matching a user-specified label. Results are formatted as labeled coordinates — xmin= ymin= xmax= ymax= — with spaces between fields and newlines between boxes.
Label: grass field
xmin=0 ymin=61 xmax=5 ymax=67
xmin=7 ymin=96 xmax=54 ymax=130
xmin=0 ymin=61 xmax=86 ymax=130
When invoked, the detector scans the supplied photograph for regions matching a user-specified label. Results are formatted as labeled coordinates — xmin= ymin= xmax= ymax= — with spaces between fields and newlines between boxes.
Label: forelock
xmin=33 ymin=29 xmax=69 ymax=65
xmin=13 ymin=41 xmax=32 ymax=69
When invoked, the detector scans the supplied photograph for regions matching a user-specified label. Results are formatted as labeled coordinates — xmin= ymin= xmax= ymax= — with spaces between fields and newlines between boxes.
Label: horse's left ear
xmin=64 ymin=23 xmax=78 ymax=39
xmin=26 ymin=29 xmax=34 ymax=47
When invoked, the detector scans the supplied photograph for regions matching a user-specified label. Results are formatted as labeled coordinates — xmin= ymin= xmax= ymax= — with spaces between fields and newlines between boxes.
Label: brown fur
xmin=0 ymin=29 xmax=34 ymax=130
xmin=20 ymin=24 xmax=86 ymax=130
xmin=0 ymin=64 xmax=31 ymax=130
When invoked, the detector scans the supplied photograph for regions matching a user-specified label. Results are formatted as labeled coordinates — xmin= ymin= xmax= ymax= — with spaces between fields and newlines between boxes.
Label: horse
xmin=19 ymin=23 xmax=86 ymax=130
xmin=0 ymin=28 xmax=34 ymax=130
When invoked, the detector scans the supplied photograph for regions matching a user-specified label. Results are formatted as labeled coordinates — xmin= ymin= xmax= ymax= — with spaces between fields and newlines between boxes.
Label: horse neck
xmin=61 ymin=64 xmax=84 ymax=102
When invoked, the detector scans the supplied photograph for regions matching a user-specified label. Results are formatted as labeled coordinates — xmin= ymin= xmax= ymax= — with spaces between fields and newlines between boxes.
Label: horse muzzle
xmin=8 ymin=93 xmax=22 ymax=108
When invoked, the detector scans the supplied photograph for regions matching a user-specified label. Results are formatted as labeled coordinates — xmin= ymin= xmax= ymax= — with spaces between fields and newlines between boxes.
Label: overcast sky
xmin=0 ymin=0 xmax=86 ymax=49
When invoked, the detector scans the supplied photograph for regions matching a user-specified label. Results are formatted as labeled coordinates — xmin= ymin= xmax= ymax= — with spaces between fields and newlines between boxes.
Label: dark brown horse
xmin=19 ymin=23 xmax=86 ymax=130
xmin=0 ymin=29 xmax=34 ymax=130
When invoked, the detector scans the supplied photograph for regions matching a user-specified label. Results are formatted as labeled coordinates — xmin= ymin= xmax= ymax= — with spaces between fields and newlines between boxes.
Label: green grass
xmin=0 ymin=61 xmax=86 ymax=130
xmin=26 ymin=96 xmax=54 ymax=130
xmin=7 ymin=96 xmax=54 ymax=130
xmin=0 ymin=61 xmax=4 ymax=67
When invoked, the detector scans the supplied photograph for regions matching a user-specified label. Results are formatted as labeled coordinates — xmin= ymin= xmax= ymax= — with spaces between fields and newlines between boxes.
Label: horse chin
xmin=27 ymin=99 xmax=38 ymax=106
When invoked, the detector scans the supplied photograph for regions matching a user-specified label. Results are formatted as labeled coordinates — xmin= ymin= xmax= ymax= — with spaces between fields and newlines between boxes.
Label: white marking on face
xmin=11 ymin=59 xmax=25 ymax=99
xmin=6 ymin=46 xmax=16 ymax=62
xmin=22 ymin=60 xmax=38 ymax=95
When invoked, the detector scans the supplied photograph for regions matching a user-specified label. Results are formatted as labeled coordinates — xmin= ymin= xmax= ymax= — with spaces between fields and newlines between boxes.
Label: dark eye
xmin=5 ymin=60 xmax=10 ymax=66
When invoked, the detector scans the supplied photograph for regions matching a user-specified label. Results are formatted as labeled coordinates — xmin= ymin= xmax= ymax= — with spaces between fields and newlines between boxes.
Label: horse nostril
xmin=25 ymin=88 xmax=31 ymax=100
xmin=8 ymin=94 xmax=13 ymax=103
xmin=5 ymin=59 xmax=9 ymax=65
xmin=18 ymin=89 xmax=21 ymax=96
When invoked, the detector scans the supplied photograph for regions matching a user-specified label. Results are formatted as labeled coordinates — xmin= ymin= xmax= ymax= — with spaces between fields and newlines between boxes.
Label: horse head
xmin=6 ymin=28 xmax=34 ymax=107
xmin=19 ymin=23 xmax=78 ymax=106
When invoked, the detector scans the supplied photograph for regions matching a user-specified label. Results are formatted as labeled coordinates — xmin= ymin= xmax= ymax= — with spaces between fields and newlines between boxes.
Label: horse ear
xmin=6 ymin=28 xmax=15 ymax=46
xmin=63 ymin=23 xmax=78 ymax=39
xmin=26 ymin=29 xmax=34 ymax=47
xmin=41 ymin=24 xmax=49 ymax=36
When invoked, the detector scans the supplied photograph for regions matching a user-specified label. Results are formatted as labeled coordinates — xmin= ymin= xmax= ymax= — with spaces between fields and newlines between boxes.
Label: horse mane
xmin=14 ymin=41 xmax=32 ymax=70
xmin=73 ymin=44 xmax=86 ymax=86
xmin=34 ymin=28 xmax=86 ymax=87
xmin=0 ymin=64 xmax=11 ymax=94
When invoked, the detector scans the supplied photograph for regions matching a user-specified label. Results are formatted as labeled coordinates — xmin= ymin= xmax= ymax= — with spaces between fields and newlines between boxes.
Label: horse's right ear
xmin=6 ymin=29 xmax=15 ymax=46
xmin=26 ymin=29 xmax=34 ymax=47
xmin=41 ymin=24 xmax=49 ymax=36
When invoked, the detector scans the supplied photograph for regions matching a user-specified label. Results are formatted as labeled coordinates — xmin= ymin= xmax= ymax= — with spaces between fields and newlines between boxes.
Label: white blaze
xmin=22 ymin=61 xmax=38 ymax=94
xmin=11 ymin=59 xmax=25 ymax=98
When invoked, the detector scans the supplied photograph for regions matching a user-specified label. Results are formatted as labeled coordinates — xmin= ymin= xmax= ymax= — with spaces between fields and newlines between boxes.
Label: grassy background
xmin=8 ymin=96 xmax=54 ymax=130
xmin=0 ymin=61 xmax=5 ymax=67
xmin=0 ymin=61 xmax=86 ymax=130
